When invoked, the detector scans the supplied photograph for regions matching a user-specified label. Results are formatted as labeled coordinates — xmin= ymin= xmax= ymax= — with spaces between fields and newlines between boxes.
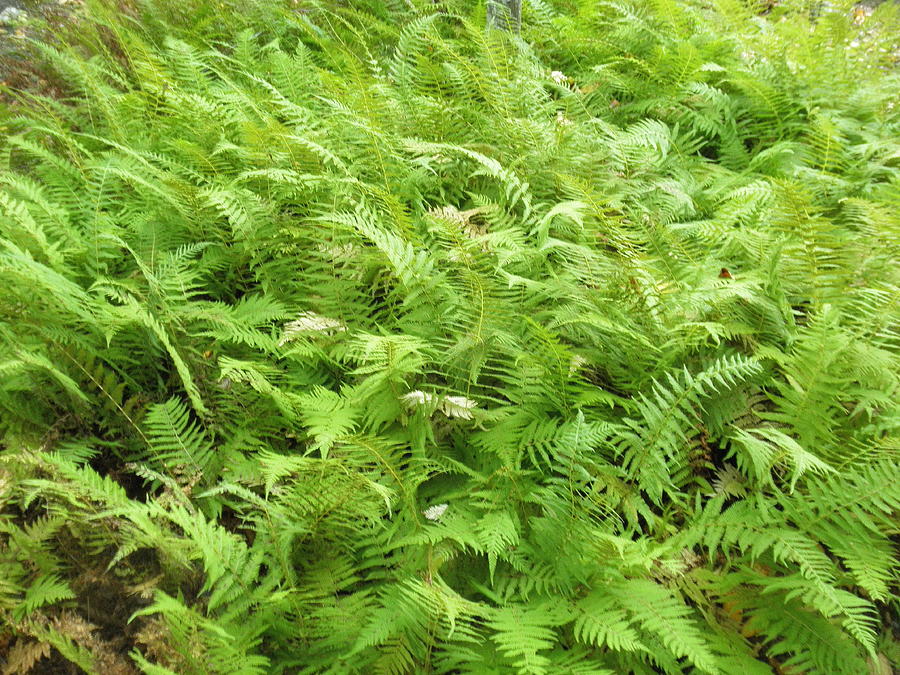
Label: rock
xmin=0 ymin=6 xmax=26 ymax=25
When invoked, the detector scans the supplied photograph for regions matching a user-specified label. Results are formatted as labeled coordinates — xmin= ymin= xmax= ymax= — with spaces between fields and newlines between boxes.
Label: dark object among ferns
xmin=0 ymin=0 xmax=898 ymax=672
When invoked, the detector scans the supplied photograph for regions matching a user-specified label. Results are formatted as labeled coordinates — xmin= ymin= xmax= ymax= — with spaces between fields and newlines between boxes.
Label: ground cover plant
xmin=0 ymin=0 xmax=898 ymax=672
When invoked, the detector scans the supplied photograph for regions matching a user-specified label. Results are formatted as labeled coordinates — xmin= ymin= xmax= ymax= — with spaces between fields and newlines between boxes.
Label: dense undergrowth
xmin=0 ymin=0 xmax=898 ymax=672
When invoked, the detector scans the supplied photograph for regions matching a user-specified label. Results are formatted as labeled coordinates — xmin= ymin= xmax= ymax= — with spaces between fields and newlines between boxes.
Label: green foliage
xmin=0 ymin=0 xmax=898 ymax=672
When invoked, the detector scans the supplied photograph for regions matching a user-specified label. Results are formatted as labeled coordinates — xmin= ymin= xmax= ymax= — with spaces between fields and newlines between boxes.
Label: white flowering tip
xmin=440 ymin=395 xmax=477 ymax=419
xmin=318 ymin=242 xmax=357 ymax=260
xmin=555 ymin=111 xmax=573 ymax=127
xmin=401 ymin=391 xmax=477 ymax=419
xmin=428 ymin=206 xmax=486 ymax=237
xmin=852 ymin=6 xmax=871 ymax=25
xmin=550 ymin=70 xmax=567 ymax=84
xmin=402 ymin=390 xmax=437 ymax=407
xmin=568 ymin=354 xmax=587 ymax=375
xmin=278 ymin=312 xmax=346 ymax=345
xmin=429 ymin=205 xmax=466 ymax=226
xmin=423 ymin=503 xmax=448 ymax=521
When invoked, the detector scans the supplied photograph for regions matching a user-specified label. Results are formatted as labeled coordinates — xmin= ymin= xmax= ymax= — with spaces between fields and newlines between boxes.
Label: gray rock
xmin=0 ymin=6 xmax=26 ymax=25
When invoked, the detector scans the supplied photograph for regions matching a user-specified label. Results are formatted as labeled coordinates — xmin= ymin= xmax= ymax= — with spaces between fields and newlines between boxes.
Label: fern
xmin=0 ymin=0 xmax=897 ymax=672
xmin=143 ymin=397 xmax=216 ymax=476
